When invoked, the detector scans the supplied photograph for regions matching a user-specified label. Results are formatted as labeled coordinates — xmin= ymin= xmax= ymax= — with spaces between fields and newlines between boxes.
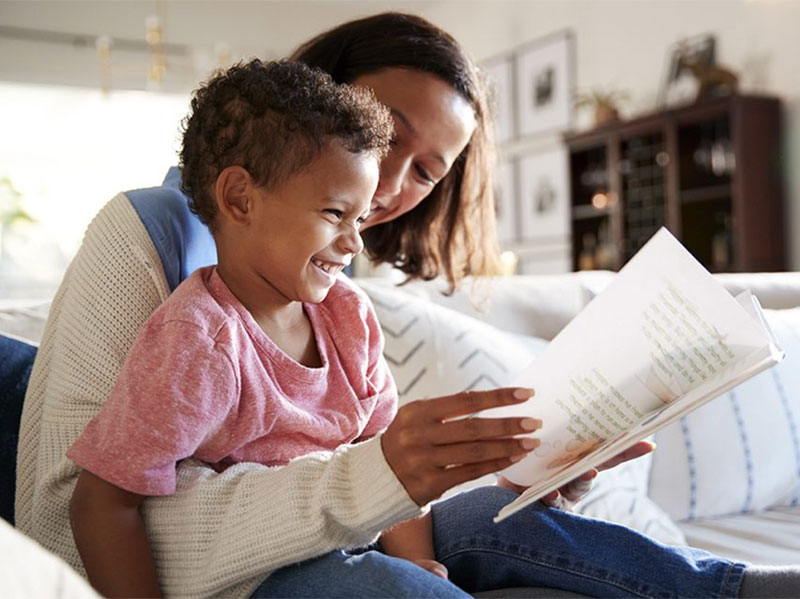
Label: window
xmin=0 ymin=82 xmax=189 ymax=299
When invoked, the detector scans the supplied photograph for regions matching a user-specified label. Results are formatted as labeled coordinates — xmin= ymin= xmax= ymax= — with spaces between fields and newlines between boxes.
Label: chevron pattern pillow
xmin=357 ymin=281 xmax=547 ymax=404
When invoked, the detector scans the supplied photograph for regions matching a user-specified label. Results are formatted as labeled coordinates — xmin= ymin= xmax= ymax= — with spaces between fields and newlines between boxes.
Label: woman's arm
xmin=18 ymin=195 xmax=543 ymax=598
xmin=70 ymin=471 xmax=161 ymax=598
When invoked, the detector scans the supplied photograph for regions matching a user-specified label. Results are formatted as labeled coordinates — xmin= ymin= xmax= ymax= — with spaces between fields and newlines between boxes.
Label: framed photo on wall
xmin=483 ymin=55 xmax=516 ymax=143
xmin=517 ymin=146 xmax=570 ymax=242
xmin=494 ymin=159 xmax=517 ymax=245
xmin=515 ymin=30 xmax=575 ymax=137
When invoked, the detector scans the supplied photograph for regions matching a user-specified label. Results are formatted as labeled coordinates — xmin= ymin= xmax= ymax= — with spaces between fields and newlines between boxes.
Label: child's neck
xmin=216 ymin=265 xmax=322 ymax=368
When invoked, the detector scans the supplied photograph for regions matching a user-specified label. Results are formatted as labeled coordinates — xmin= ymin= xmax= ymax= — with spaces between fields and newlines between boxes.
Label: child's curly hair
xmin=179 ymin=59 xmax=393 ymax=227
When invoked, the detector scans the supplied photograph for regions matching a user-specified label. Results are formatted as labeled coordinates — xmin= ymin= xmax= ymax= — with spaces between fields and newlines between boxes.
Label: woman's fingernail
xmin=513 ymin=388 xmax=535 ymax=400
xmin=520 ymin=418 xmax=542 ymax=431
xmin=521 ymin=437 xmax=539 ymax=450
xmin=510 ymin=453 xmax=527 ymax=462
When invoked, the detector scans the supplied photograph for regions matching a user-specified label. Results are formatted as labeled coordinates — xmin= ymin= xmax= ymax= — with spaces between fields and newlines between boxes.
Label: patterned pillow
xmin=357 ymin=280 xmax=547 ymax=404
xmin=648 ymin=307 xmax=800 ymax=521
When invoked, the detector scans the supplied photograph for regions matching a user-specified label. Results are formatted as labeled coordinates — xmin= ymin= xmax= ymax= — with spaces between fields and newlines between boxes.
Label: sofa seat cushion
xmin=678 ymin=505 xmax=800 ymax=565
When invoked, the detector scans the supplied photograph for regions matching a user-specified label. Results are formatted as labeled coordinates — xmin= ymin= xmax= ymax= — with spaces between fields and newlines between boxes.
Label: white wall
xmin=1 ymin=0 xmax=797 ymax=269
xmin=421 ymin=0 xmax=800 ymax=270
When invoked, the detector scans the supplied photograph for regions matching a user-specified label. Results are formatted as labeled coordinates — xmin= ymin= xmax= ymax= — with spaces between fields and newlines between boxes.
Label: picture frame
xmin=494 ymin=159 xmax=517 ymax=245
xmin=515 ymin=30 xmax=575 ymax=137
xmin=482 ymin=55 xmax=516 ymax=144
xmin=658 ymin=34 xmax=716 ymax=107
xmin=517 ymin=145 xmax=570 ymax=243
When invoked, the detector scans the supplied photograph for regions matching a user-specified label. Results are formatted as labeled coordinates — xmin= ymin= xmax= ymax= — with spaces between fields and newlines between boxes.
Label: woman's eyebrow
xmin=391 ymin=108 xmax=447 ymax=168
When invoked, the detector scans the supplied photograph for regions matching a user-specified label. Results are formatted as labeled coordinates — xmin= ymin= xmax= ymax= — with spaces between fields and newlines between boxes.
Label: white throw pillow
xmin=649 ymin=307 xmax=800 ymax=521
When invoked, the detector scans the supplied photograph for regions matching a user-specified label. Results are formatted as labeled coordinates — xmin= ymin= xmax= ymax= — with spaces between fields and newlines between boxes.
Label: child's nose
xmin=339 ymin=225 xmax=364 ymax=256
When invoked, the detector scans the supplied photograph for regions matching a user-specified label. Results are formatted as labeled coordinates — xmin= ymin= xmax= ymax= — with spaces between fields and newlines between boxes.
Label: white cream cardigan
xmin=15 ymin=193 xmax=420 ymax=597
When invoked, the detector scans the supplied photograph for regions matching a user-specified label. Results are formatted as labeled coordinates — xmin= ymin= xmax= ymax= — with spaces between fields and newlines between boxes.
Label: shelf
xmin=565 ymin=94 xmax=784 ymax=272
xmin=679 ymin=184 xmax=731 ymax=204
xmin=572 ymin=205 xmax=612 ymax=220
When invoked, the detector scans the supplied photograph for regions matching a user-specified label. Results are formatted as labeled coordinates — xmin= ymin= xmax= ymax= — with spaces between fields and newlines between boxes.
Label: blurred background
xmin=0 ymin=0 xmax=797 ymax=298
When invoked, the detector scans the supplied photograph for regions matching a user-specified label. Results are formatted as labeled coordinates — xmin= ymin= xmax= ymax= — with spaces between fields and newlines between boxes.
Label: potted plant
xmin=575 ymin=87 xmax=630 ymax=127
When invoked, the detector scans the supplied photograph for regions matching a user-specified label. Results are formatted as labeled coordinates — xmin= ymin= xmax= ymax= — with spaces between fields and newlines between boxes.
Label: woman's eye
xmin=415 ymin=164 xmax=435 ymax=185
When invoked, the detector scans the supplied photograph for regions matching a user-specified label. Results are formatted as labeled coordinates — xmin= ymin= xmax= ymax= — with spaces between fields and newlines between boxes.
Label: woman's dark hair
xmin=180 ymin=59 xmax=392 ymax=228
xmin=292 ymin=12 xmax=501 ymax=292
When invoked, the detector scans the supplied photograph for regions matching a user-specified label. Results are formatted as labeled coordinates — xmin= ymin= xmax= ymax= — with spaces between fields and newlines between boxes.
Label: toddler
xmin=67 ymin=59 xmax=450 ymax=597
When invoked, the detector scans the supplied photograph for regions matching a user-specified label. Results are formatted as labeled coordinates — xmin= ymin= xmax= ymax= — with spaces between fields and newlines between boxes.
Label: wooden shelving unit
xmin=565 ymin=94 xmax=785 ymax=273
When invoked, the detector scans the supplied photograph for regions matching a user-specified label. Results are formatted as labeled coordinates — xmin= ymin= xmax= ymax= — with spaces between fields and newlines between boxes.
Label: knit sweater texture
xmin=15 ymin=193 xmax=421 ymax=597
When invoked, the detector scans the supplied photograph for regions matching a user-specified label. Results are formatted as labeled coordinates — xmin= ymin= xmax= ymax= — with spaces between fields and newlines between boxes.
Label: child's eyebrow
xmin=326 ymin=197 xmax=370 ymax=215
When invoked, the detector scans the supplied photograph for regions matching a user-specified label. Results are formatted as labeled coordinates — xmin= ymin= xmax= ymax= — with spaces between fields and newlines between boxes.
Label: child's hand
xmin=413 ymin=558 xmax=449 ymax=580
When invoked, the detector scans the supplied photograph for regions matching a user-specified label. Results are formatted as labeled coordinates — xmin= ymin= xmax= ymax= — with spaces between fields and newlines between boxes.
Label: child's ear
xmin=215 ymin=166 xmax=256 ymax=225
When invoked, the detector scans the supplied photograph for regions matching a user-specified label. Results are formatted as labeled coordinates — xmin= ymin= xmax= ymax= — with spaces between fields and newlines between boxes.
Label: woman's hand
xmin=381 ymin=387 xmax=542 ymax=506
xmin=498 ymin=440 xmax=656 ymax=509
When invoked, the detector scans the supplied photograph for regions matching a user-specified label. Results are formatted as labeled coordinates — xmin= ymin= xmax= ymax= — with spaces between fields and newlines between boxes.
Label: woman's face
xmin=352 ymin=68 xmax=477 ymax=230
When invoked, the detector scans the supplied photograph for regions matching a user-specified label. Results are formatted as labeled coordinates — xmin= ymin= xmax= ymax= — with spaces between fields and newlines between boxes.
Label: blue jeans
xmin=251 ymin=486 xmax=746 ymax=598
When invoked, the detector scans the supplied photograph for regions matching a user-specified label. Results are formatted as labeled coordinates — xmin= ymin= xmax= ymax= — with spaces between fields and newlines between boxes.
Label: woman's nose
xmin=375 ymin=153 xmax=408 ymax=201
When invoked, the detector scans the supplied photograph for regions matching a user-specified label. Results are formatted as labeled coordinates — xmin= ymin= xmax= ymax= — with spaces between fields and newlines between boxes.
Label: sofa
xmin=1 ymin=269 xmax=799 ymax=594
xmin=354 ymin=270 xmax=800 ymax=563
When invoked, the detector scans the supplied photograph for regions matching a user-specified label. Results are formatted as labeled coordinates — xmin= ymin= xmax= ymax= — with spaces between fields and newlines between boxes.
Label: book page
xmin=484 ymin=228 xmax=783 ymax=520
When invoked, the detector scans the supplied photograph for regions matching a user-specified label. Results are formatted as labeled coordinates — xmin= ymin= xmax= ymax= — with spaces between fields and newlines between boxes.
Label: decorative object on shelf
xmin=575 ymin=87 xmax=630 ymax=127
xmin=515 ymin=31 xmax=575 ymax=137
xmin=659 ymin=34 xmax=739 ymax=107
xmin=518 ymin=146 xmax=570 ymax=242
xmin=483 ymin=56 xmax=516 ymax=144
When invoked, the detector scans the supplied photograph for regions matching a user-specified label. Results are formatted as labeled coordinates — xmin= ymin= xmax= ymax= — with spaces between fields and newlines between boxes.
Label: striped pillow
xmin=648 ymin=307 xmax=800 ymax=521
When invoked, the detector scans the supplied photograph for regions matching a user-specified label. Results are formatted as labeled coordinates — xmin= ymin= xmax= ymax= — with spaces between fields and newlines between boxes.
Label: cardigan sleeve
xmin=16 ymin=193 xmax=420 ymax=599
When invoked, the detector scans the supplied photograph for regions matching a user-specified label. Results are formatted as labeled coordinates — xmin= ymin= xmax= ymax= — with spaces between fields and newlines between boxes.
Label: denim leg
xmin=432 ymin=486 xmax=747 ymax=599
xmin=249 ymin=548 xmax=471 ymax=598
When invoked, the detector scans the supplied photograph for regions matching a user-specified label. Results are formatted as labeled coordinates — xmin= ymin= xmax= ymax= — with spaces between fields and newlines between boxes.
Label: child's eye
xmin=324 ymin=209 xmax=344 ymax=220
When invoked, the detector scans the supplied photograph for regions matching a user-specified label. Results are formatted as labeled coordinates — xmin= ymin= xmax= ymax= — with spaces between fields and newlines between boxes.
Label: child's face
xmin=240 ymin=141 xmax=378 ymax=305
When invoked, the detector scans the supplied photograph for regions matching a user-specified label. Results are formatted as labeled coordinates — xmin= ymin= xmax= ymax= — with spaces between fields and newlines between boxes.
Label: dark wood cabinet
xmin=565 ymin=94 xmax=785 ymax=273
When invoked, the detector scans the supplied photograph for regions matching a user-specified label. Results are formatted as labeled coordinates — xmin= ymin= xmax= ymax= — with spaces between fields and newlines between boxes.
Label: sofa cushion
xmin=649 ymin=307 xmax=800 ymax=521
xmin=357 ymin=279 xmax=547 ymax=404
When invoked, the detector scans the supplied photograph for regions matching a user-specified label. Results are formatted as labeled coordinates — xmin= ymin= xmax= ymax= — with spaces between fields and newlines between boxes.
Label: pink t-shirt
xmin=67 ymin=266 xmax=397 ymax=496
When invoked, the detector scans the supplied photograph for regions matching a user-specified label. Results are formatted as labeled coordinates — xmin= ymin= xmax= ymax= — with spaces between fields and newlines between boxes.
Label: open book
xmin=489 ymin=228 xmax=784 ymax=523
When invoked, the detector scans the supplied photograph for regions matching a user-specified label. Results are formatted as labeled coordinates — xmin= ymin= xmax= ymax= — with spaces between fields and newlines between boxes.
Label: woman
xmin=17 ymin=12 xmax=787 ymax=599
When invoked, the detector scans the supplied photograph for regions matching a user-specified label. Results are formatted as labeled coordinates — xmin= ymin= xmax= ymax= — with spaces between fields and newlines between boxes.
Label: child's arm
xmin=70 ymin=470 xmax=162 ymax=598
xmin=380 ymin=513 xmax=448 ymax=579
